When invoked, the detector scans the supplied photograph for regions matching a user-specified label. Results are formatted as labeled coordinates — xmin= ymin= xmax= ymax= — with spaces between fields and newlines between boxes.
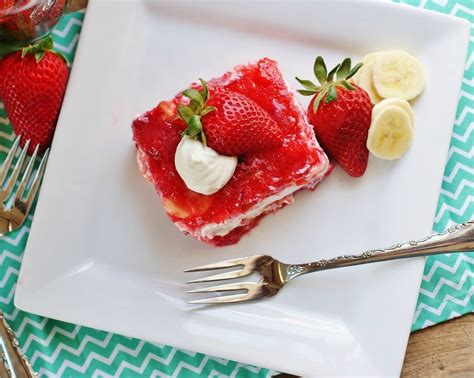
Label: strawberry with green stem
xmin=0 ymin=36 xmax=69 ymax=154
xmin=177 ymin=79 xmax=283 ymax=156
xmin=296 ymin=56 xmax=372 ymax=178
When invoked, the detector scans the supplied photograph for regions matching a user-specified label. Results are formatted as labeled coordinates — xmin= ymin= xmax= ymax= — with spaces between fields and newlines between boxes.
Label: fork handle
xmin=287 ymin=221 xmax=474 ymax=279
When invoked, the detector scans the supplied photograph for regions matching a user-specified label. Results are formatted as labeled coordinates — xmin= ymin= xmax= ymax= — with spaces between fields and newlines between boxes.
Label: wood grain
xmin=401 ymin=314 xmax=474 ymax=377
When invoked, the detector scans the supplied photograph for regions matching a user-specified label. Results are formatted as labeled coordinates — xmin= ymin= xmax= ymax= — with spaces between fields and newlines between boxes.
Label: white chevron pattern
xmin=0 ymin=285 xmax=15 ymax=304
xmin=443 ymin=162 xmax=473 ymax=183
xmin=454 ymin=107 xmax=473 ymax=127
xmin=440 ymin=179 xmax=474 ymax=200
xmin=1 ymin=226 xmax=30 ymax=247
xmin=0 ymin=249 xmax=22 ymax=265
xmin=447 ymin=145 xmax=473 ymax=161
xmin=0 ymin=266 xmax=18 ymax=287
xmin=171 ymin=355 xmax=211 ymax=377
xmin=55 ymin=34 xmax=80 ymax=54
xmin=4 ymin=307 xmax=20 ymax=322
xmin=450 ymin=3 xmax=474 ymax=16
xmin=26 ymin=326 xmax=83 ymax=356
xmin=0 ymin=130 xmax=15 ymax=141
xmin=423 ymin=253 xmax=474 ymax=282
xmin=460 ymin=90 xmax=474 ymax=101
xmin=414 ymin=291 xmax=473 ymax=319
xmin=434 ymin=196 xmax=473 ymax=223
xmin=419 ymin=269 xmax=474 ymax=298
xmin=33 ymin=332 xmax=115 ymax=368
xmin=452 ymin=122 xmax=473 ymax=143
xmin=16 ymin=316 xmax=48 ymax=337
xmin=463 ymin=77 xmax=474 ymax=86
xmin=53 ymin=18 xmax=83 ymax=38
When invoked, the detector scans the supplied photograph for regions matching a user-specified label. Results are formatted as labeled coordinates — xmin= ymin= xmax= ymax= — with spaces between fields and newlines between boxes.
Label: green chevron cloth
xmin=0 ymin=1 xmax=472 ymax=376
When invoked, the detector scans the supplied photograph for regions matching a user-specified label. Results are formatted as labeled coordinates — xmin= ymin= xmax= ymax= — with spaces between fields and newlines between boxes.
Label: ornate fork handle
xmin=0 ymin=312 xmax=37 ymax=377
xmin=288 ymin=221 xmax=474 ymax=279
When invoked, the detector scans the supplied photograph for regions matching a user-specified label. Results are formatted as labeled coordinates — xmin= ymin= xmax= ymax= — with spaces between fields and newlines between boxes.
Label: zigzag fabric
xmin=0 ymin=1 xmax=472 ymax=376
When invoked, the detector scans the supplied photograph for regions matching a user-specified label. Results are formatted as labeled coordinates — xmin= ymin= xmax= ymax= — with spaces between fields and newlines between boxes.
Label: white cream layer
xmin=193 ymin=157 xmax=329 ymax=239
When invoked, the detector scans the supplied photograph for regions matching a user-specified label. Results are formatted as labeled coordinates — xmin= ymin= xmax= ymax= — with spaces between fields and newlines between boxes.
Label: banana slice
xmin=351 ymin=52 xmax=379 ymax=83
xmin=372 ymin=98 xmax=415 ymax=127
xmin=355 ymin=60 xmax=383 ymax=104
xmin=372 ymin=50 xmax=425 ymax=100
xmin=367 ymin=105 xmax=413 ymax=160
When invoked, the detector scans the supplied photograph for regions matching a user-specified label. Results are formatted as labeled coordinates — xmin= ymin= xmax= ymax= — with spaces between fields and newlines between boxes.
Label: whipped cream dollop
xmin=175 ymin=137 xmax=237 ymax=195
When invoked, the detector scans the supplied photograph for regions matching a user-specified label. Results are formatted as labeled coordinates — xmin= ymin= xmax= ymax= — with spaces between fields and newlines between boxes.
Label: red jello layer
xmin=132 ymin=58 xmax=330 ymax=246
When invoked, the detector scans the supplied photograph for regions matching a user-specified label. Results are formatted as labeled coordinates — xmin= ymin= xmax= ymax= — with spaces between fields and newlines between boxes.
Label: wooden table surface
xmin=401 ymin=313 xmax=473 ymax=377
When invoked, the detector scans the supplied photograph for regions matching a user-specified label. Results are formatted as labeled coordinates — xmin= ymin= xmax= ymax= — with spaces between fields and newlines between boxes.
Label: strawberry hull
xmin=132 ymin=58 xmax=331 ymax=246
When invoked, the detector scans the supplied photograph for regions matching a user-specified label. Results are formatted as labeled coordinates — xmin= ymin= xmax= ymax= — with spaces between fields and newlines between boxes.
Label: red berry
xmin=0 ymin=44 xmax=68 ymax=154
xmin=308 ymin=85 xmax=372 ymax=177
xmin=203 ymin=89 xmax=283 ymax=156
xmin=297 ymin=56 xmax=372 ymax=177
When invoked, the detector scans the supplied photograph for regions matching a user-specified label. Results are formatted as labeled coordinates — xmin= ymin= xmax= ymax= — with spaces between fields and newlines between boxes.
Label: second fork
xmin=0 ymin=136 xmax=49 ymax=235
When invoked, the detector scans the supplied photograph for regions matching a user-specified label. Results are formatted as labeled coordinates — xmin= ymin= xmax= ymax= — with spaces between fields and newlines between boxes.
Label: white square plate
xmin=15 ymin=1 xmax=469 ymax=375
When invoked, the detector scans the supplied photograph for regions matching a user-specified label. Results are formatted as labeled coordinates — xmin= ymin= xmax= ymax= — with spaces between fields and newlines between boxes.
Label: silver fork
xmin=0 ymin=136 xmax=49 ymax=236
xmin=185 ymin=220 xmax=474 ymax=304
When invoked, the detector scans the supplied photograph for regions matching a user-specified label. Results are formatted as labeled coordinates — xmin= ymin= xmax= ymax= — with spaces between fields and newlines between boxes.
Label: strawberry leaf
xmin=336 ymin=58 xmax=351 ymax=80
xmin=346 ymin=62 xmax=363 ymax=79
xmin=198 ymin=78 xmax=209 ymax=102
xmin=18 ymin=35 xmax=68 ymax=65
xmin=178 ymin=105 xmax=194 ymax=123
xmin=325 ymin=85 xmax=338 ymax=103
xmin=21 ymin=35 xmax=54 ymax=58
xmin=189 ymin=100 xmax=200 ymax=113
xmin=201 ymin=106 xmax=216 ymax=117
xmin=312 ymin=88 xmax=328 ymax=113
xmin=183 ymin=115 xmax=203 ymax=137
xmin=295 ymin=77 xmax=319 ymax=91
xmin=341 ymin=80 xmax=355 ymax=90
xmin=297 ymin=89 xmax=318 ymax=96
xmin=313 ymin=56 xmax=327 ymax=85
xmin=34 ymin=51 xmax=46 ymax=63
xmin=326 ymin=64 xmax=340 ymax=82
xmin=183 ymin=89 xmax=204 ymax=111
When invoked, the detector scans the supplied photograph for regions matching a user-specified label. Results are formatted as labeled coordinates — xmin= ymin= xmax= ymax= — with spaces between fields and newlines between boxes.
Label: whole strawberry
xmin=177 ymin=79 xmax=282 ymax=156
xmin=296 ymin=57 xmax=372 ymax=177
xmin=0 ymin=36 xmax=68 ymax=154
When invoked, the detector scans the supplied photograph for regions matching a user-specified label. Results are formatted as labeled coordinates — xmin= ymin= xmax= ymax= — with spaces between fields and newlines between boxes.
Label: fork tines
xmin=0 ymin=135 xmax=49 ymax=234
xmin=184 ymin=255 xmax=264 ymax=305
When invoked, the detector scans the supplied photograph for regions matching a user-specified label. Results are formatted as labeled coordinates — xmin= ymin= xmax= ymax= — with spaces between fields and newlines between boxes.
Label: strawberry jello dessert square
xmin=132 ymin=58 xmax=331 ymax=246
